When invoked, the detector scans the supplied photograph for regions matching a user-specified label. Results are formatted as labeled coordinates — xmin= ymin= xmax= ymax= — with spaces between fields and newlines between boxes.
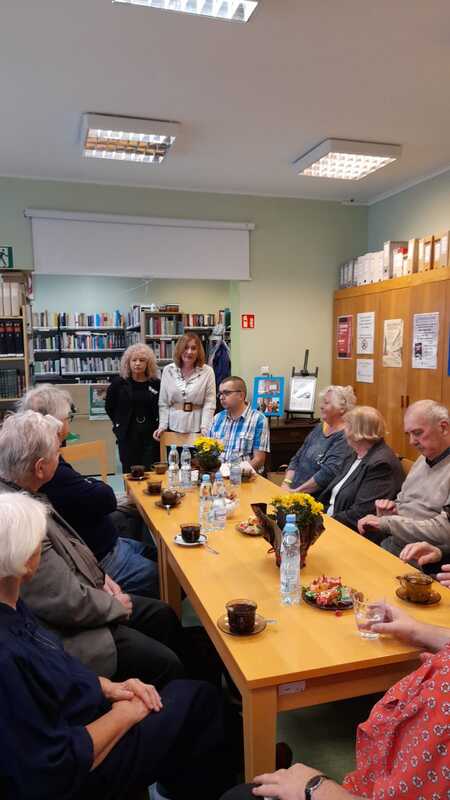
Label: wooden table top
xmin=128 ymin=475 xmax=450 ymax=690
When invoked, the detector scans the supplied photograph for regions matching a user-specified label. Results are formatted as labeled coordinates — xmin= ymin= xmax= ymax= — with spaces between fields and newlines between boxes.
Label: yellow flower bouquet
xmin=193 ymin=436 xmax=224 ymax=474
xmin=270 ymin=492 xmax=325 ymax=567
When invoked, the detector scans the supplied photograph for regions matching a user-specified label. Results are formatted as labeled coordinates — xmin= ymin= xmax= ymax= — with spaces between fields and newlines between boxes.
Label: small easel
xmin=285 ymin=350 xmax=318 ymax=422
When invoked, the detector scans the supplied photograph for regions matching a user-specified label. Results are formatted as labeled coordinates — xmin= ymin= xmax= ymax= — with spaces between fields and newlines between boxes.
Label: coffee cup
xmin=397 ymin=573 xmax=433 ymax=602
xmin=226 ymin=598 xmax=257 ymax=634
xmin=161 ymin=489 xmax=180 ymax=507
xmin=153 ymin=462 xmax=168 ymax=475
xmin=180 ymin=523 xmax=201 ymax=543
xmin=147 ymin=479 xmax=162 ymax=495
xmin=130 ymin=464 xmax=145 ymax=479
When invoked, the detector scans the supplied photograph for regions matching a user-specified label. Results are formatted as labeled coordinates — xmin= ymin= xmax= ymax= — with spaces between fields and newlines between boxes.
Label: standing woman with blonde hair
xmin=106 ymin=344 xmax=160 ymax=472
xmin=154 ymin=333 xmax=216 ymax=441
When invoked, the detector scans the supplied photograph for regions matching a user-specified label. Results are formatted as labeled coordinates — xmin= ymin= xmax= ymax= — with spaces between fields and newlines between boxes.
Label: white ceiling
xmin=2 ymin=0 xmax=450 ymax=203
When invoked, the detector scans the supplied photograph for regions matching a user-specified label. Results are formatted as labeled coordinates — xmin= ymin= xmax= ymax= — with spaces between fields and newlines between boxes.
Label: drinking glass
xmin=353 ymin=595 xmax=384 ymax=639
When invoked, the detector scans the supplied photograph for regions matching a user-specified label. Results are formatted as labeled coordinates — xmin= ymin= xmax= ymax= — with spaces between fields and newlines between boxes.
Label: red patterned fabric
xmin=343 ymin=644 xmax=450 ymax=799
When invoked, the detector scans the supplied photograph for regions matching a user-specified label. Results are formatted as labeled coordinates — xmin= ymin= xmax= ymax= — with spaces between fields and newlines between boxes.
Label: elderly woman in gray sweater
xmin=281 ymin=385 xmax=356 ymax=495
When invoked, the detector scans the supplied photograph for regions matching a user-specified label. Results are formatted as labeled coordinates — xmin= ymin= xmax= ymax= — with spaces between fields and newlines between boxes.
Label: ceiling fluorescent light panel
xmin=293 ymin=139 xmax=402 ymax=181
xmin=112 ymin=0 xmax=258 ymax=23
xmin=81 ymin=114 xmax=179 ymax=164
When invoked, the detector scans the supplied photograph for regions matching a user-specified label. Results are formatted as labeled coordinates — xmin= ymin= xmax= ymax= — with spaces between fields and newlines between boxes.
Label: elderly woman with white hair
xmin=18 ymin=384 xmax=159 ymax=599
xmin=105 ymin=343 xmax=160 ymax=472
xmin=281 ymin=385 xmax=356 ymax=495
xmin=0 ymin=492 xmax=232 ymax=800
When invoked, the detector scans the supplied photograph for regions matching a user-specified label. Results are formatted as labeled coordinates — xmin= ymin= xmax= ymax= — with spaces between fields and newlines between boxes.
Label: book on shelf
xmin=34 ymin=360 xmax=61 ymax=376
xmin=59 ymin=310 xmax=124 ymax=328
xmin=126 ymin=305 xmax=142 ymax=329
xmin=34 ymin=332 xmax=59 ymax=351
xmin=0 ymin=281 xmax=23 ymax=316
xmin=60 ymin=331 xmax=125 ymax=351
xmin=126 ymin=332 xmax=141 ymax=346
xmin=146 ymin=316 xmax=183 ymax=336
xmin=60 ymin=355 xmax=121 ymax=375
xmin=182 ymin=313 xmax=215 ymax=328
xmin=32 ymin=310 xmax=59 ymax=328
xmin=0 ymin=319 xmax=24 ymax=356
xmin=0 ymin=369 xmax=25 ymax=398
xmin=152 ymin=340 xmax=175 ymax=361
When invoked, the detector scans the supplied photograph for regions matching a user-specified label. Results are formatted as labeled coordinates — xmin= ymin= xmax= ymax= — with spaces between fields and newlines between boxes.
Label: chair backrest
xmin=400 ymin=457 xmax=414 ymax=476
xmin=160 ymin=431 xmax=197 ymax=462
xmin=61 ymin=439 xmax=109 ymax=482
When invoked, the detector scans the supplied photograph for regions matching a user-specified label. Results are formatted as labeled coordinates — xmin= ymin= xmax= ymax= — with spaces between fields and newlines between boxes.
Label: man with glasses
xmin=208 ymin=376 xmax=270 ymax=472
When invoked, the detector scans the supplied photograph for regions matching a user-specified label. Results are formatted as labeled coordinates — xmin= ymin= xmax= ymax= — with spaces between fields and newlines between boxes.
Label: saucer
xmin=128 ymin=475 xmax=146 ymax=481
xmin=173 ymin=534 xmax=207 ymax=547
xmin=396 ymin=586 xmax=441 ymax=605
xmin=217 ymin=613 xmax=267 ymax=637
xmin=155 ymin=497 xmax=183 ymax=509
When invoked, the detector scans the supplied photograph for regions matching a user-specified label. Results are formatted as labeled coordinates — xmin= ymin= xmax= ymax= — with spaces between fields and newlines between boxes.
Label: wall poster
xmin=412 ymin=312 xmax=439 ymax=370
xmin=382 ymin=318 xmax=404 ymax=368
xmin=356 ymin=359 xmax=374 ymax=383
xmin=357 ymin=311 xmax=375 ymax=355
xmin=336 ymin=315 xmax=353 ymax=359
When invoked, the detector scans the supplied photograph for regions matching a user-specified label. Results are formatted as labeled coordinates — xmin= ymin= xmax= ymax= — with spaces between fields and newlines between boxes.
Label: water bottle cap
xmin=170 ymin=444 xmax=177 ymax=450
xmin=286 ymin=514 xmax=296 ymax=523
xmin=201 ymin=474 xmax=210 ymax=482
xmin=215 ymin=472 xmax=223 ymax=480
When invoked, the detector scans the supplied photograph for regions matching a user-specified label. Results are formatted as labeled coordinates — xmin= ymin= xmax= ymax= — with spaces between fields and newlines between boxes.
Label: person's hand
xmin=280 ymin=482 xmax=294 ymax=493
xmin=153 ymin=428 xmax=163 ymax=441
xmin=114 ymin=592 xmax=133 ymax=616
xmin=436 ymin=564 xmax=450 ymax=588
xmin=101 ymin=678 xmax=163 ymax=711
xmin=111 ymin=695 xmax=152 ymax=726
xmin=375 ymin=499 xmax=397 ymax=517
xmin=357 ymin=514 xmax=380 ymax=534
xmin=399 ymin=542 xmax=442 ymax=566
xmin=252 ymin=764 xmax=321 ymax=799
xmin=369 ymin=602 xmax=422 ymax=644
xmin=103 ymin=574 xmax=122 ymax=596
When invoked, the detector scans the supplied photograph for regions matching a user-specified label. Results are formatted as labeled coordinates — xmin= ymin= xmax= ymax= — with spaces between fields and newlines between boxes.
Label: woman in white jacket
xmin=154 ymin=333 xmax=216 ymax=440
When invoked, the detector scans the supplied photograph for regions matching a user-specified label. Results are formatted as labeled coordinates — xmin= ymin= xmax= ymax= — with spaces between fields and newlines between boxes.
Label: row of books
xmin=34 ymin=334 xmax=59 ymax=351
xmin=0 ymin=281 xmax=22 ymax=317
xmin=59 ymin=311 xmax=124 ymax=328
xmin=32 ymin=311 xmax=59 ymax=328
xmin=60 ymin=332 xmax=125 ymax=351
xmin=152 ymin=340 xmax=175 ymax=360
xmin=60 ymin=356 xmax=121 ymax=375
xmin=0 ymin=320 xmax=24 ymax=356
xmin=34 ymin=361 xmax=60 ymax=375
xmin=146 ymin=316 xmax=184 ymax=336
xmin=125 ymin=332 xmax=141 ymax=346
xmin=0 ymin=369 xmax=26 ymax=398
xmin=126 ymin=306 xmax=141 ymax=329
xmin=183 ymin=313 xmax=215 ymax=327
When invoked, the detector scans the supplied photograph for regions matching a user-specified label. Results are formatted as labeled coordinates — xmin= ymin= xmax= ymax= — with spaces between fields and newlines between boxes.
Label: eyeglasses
xmin=219 ymin=390 xmax=243 ymax=397
xmin=66 ymin=411 xmax=76 ymax=423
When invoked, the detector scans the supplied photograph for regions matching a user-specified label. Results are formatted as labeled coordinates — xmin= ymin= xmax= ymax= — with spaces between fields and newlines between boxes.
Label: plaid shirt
xmin=208 ymin=403 xmax=270 ymax=462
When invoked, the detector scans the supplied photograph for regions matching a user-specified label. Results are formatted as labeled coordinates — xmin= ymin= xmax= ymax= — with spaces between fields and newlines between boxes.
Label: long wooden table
xmin=128 ymin=475 xmax=450 ymax=781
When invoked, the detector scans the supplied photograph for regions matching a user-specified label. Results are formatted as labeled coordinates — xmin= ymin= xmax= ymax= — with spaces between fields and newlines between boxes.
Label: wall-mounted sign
xmin=412 ymin=312 xmax=439 ymax=370
xmin=336 ymin=314 xmax=353 ymax=359
xmin=241 ymin=313 xmax=255 ymax=329
xmin=0 ymin=246 xmax=14 ymax=268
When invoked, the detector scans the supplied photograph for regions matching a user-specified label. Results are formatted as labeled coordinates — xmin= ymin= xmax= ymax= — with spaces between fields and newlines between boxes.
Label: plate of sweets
xmin=302 ymin=575 xmax=354 ymax=611
xmin=236 ymin=515 xmax=263 ymax=536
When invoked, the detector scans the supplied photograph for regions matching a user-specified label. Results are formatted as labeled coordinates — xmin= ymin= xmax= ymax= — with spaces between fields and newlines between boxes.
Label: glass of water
xmin=353 ymin=594 xmax=384 ymax=639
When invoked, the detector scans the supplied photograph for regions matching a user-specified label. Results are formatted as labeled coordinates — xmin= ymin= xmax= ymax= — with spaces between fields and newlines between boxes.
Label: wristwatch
xmin=304 ymin=773 xmax=330 ymax=799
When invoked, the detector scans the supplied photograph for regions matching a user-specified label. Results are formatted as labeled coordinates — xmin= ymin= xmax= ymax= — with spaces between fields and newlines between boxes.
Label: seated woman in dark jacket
xmin=319 ymin=406 xmax=404 ymax=531
xmin=0 ymin=492 xmax=232 ymax=800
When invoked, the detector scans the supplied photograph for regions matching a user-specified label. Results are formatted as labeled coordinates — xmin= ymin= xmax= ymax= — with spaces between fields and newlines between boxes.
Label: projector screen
xmin=25 ymin=209 xmax=253 ymax=280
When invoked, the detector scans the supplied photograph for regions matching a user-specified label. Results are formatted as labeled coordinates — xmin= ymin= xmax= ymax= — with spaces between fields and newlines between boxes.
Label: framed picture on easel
xmin=287 ymin=375 xmax=317 ymax=413
xmin=252 ymin=376 xmax=285 ymax=417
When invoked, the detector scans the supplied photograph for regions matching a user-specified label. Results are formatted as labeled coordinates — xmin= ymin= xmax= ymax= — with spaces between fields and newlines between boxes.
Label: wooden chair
xmin=399 ymin=457 xmax=414 ymax=476
xmin=61 ymin=439 xmax=109 ymax=482
xmin=159 ymin=431 xmax=197 ymax=462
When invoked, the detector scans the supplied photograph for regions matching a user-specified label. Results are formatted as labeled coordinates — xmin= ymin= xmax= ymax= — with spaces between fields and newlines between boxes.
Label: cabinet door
xmin=405 ymin=281 xmax=447 ymax=457
xmin=440 ymin=282 xmax=450 ymax=410
xmin=352 ymin=294 xmax=380 ymax=407
xmin=376 ymin=288 xmax=410 ymax=456
xmin=332 ymin=297 xmax=356 ymax=388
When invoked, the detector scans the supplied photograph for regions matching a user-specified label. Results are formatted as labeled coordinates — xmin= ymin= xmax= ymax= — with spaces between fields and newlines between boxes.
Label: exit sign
xmin=241 ymin=313 xmax=255 ymax=329
xmin=0 ymin=246 xmax=14 ymax=268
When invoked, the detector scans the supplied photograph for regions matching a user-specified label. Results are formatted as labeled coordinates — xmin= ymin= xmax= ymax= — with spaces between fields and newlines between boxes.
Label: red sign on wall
xmin=241 ymin=314 xmax=255 ymax=329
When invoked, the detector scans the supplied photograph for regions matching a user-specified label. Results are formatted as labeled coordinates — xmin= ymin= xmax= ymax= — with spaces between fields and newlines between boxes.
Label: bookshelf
xmin=125 ymin=306 xmax=221 ymax=366
xmin=0 ymin=271 xmax=33 ymax=404
xmin=32 ymin=311 xmax=125 ymax=383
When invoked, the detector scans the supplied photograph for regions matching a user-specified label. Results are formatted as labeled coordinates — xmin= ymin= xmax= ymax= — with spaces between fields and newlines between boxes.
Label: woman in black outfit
xmin=106 ymin=344 xmax=160 ymax=472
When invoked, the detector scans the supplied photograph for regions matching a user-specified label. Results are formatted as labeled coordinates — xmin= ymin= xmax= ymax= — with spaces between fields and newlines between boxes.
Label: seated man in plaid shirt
xmin=208 ymin=376 xmax=270 ymax=473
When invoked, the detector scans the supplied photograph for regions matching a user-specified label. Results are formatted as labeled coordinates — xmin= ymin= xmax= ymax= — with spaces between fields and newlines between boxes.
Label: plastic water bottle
xmin=199 ymin=474 xmax=213 ymax=534
xmin=168 ymin=444 xmax=180 ymax=489
xmin=180 ymin=446 xmax=192 ymax=490
xmin=212 ymin=472 xmax=227 ymax=530
xmin=229 ymin=451 xmax=242 ymax=487
xmin=280 ymin=514 xmax=301 ymax=606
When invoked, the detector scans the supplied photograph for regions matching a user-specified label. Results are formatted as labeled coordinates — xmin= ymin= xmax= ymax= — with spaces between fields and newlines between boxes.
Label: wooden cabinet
xmin=267 ymin=418 xmax=318 ymax=472
xmin=333 ymin=269 xmax=450 ymax=458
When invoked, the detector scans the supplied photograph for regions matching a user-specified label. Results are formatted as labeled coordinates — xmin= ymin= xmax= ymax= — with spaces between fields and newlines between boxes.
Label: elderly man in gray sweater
xmin=358 ymin=400 xmax=450 ymax=556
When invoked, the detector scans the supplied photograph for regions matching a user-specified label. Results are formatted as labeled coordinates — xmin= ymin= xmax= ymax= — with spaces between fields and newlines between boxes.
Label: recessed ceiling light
xmin=112 ymin=0 xmax=258 ymax=23
xmin=293 ymin=139 xmax=402 ymax=181
xmin=81 ymin=114 xmax=179 ymax=164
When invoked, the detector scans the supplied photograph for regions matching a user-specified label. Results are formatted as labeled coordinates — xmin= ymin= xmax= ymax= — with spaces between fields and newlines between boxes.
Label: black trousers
xmin=84 ymin=680 xmax=234 ymax=800
xmin=118 ymin=424 xmax=159 ymax=472
xmin=220 ymin=785 xmax=255 ymax=800
xmin=111 ymin=595 xmax=185 ymax=689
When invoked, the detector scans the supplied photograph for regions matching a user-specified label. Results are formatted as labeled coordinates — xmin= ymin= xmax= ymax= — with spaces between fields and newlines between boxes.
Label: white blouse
xmin=327 ymin=458 xmax=362 ymax=517
xmin=158 ymin=363 xmax=217 ymax=434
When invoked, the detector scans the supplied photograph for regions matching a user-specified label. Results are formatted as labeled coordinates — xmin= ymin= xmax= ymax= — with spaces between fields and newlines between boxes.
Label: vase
xmin=274 ymin=512 xmax=325 ymax=568
xmin=192 ymin=456 xmax=222 ymax=481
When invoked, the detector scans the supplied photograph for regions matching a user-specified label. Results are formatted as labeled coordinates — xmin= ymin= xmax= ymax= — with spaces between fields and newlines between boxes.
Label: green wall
xmin=368 ymin=169 xmax=450 ymax=250
xmin=0 ymin=176 xmax=367 ymax=399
